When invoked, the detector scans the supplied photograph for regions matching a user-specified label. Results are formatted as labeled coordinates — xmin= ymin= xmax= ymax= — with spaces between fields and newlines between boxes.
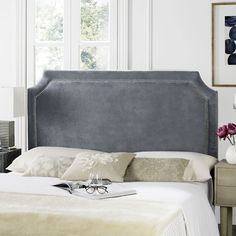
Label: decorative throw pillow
xmin=7 ymin=146 xmax=101 ymax=173
xmin=134 ymin=151 xmax=218 ymax=182
xmin=61 ymin=152 xmax=135 ymax=182
xmin=124 ymin=158 xmax=189 ymax=182
xmin=23 ymin=155 xmax=75 ymax=178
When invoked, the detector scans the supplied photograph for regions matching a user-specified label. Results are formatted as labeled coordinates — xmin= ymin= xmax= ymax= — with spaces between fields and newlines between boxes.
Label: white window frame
xmin=27 ymin=0 xmax=118 ymax=87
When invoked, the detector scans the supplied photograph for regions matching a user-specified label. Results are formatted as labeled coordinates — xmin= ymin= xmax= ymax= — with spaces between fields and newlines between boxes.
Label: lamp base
xmin=0 ymin=121 xmax=15 ymax=148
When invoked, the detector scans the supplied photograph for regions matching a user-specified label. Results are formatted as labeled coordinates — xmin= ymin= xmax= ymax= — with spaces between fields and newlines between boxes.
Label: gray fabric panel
xmin=28 ymin=71 xmax=218 ymax=157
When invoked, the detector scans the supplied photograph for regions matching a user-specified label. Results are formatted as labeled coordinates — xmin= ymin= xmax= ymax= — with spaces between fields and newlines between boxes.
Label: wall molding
xmin=16 ymin=0 xmax=27 ymax=151
xmin=148 ymin=0 xmax=153 ymax=70
xmin=126 ymin=0 xmax=153 ymax=70
xmin=117 ymin=0 xmax=129 ymax=70
xmin=16 ymin=0 xmax=27 ymax=88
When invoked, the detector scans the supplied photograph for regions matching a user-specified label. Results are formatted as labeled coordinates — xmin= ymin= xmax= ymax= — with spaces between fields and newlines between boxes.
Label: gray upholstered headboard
xmin=28 ymin=71 xmax=218 ymax=157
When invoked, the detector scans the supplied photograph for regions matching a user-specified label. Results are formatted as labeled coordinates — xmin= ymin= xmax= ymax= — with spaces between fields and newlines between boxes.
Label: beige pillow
xmin=23 ymin=155 xmax=75 ymax=178
xmin=7 ymin=146 xmax=101 ymax=173
xmin=134 ymin=151 xmax=218 ymax=182
xmin=61 ymin=152 xmax=135 ymax=182
xmin=124 ymin=158 xmax=189 ymax=182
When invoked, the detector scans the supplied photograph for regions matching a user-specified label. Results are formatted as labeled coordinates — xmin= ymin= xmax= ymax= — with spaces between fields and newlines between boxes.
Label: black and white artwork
xmin=212 ymin=3 xmax=236 ymax=86
xmin=225 ymin=16 xmax=236 ymax=65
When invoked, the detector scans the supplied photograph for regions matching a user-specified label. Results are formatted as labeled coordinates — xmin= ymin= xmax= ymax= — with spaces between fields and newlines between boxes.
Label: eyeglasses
xmin=85 ymin=185 xmax=108 ymax=194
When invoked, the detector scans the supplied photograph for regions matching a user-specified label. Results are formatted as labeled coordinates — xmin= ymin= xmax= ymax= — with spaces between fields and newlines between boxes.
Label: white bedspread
xmin=0 ymin=173 xmax=219 ymax=236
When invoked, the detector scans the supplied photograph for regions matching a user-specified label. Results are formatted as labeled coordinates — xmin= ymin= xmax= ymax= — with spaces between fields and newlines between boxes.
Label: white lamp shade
xmin=0 ymin=87 xmax=25 ymax=119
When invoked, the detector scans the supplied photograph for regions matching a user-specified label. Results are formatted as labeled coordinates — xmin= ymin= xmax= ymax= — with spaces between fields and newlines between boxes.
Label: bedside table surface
xmin=0 ymin=148 xmax=20 ymax=153
xmin=215 ymin=159 xmax=236 ymax=168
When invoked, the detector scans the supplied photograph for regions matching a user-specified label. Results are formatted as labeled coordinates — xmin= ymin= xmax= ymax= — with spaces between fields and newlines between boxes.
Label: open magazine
xmin=53 ymin=182 xmax=137 ymax=200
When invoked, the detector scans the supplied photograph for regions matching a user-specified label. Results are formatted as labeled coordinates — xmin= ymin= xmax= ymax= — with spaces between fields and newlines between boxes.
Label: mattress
xmin=0 ymin=173 xmax=218 ymax=236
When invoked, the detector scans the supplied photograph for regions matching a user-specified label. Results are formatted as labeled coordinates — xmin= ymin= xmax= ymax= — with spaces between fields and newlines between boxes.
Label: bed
xmin=0 ymin=71 xmax=219 ymax=236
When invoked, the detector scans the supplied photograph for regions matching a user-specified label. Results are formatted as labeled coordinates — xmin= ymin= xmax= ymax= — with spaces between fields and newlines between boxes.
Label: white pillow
xmin=61 ymin=152 xmax=135 ymax=182
xmin=7 ymin=146 xmax=101 ymax=173
xmin=134 ymin=151 xmax=218 ymax=182
xmin=23 ymin=155 xmax=75 ymax=178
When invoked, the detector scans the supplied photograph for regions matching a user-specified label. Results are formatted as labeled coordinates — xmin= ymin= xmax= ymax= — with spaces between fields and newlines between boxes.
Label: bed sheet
xmin=0 ymin=173 xmax=219 ymax=236
xmin=5 ymin=172 xmax=213 ymax=201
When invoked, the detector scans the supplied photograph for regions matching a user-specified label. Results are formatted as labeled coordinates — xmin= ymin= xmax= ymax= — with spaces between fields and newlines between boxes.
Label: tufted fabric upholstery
xmin=28 ymin=71 xmax=218 ymax=157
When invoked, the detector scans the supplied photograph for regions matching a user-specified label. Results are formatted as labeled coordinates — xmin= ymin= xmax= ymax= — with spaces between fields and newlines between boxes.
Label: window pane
xmin=80 ymin=46 xmax=109 ymax=69
xmin=35 ymin=46 xmax=64 ymax=82
xmin=35 ymin=0 xmax=64 ymax=42
xmin=80 ymin=0 xmax=109 ymax=41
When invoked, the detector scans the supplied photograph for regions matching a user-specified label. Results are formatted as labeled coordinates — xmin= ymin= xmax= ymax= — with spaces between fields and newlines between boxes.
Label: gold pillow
xmin=124 ymin=158 xmax=189 ymax=182
xmin=61 ymin=152 xmax=135 ymax=182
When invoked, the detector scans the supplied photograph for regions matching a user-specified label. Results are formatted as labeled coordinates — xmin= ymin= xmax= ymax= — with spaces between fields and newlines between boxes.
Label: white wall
xmin=128 ymin=0 xmax=152 ymax=69
xmin=0 ymin=0 xmax=17 ymax=87
xmin=0 ymin=0 xmax=26 ymax=149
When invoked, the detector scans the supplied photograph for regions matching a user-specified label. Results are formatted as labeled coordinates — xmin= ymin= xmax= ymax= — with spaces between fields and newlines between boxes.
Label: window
xmin=27 ymin=0 xmax=117 ymax=85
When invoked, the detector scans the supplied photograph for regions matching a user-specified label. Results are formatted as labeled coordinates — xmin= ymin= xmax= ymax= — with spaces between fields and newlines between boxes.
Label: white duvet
xmin=0 ymin=173 xmax=219 ymax=236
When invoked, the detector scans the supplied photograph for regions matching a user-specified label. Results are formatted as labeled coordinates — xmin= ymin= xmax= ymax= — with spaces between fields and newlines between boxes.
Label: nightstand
xmin=215 ymin=159 xmax=236 ymax=236
xmin=0 ymin=148 xmax=21 ymax=173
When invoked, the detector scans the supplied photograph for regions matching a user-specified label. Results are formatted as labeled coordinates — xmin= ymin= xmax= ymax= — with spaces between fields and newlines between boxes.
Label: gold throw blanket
xmin=0 ymin=192 xmax=182 ymax=236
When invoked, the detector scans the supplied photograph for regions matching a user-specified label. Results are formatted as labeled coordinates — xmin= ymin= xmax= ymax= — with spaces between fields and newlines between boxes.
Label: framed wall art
xmin=212 ymin=2 xmax=236 ymax=86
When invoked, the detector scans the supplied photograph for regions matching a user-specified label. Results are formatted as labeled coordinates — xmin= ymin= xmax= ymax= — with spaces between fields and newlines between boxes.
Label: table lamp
xmin=0 ymin=87 xmax=25 ymax=148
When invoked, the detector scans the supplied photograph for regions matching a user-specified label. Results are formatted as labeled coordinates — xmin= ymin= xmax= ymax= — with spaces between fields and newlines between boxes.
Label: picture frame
xmin=212 ymin=2 xmax=236 ymax=87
